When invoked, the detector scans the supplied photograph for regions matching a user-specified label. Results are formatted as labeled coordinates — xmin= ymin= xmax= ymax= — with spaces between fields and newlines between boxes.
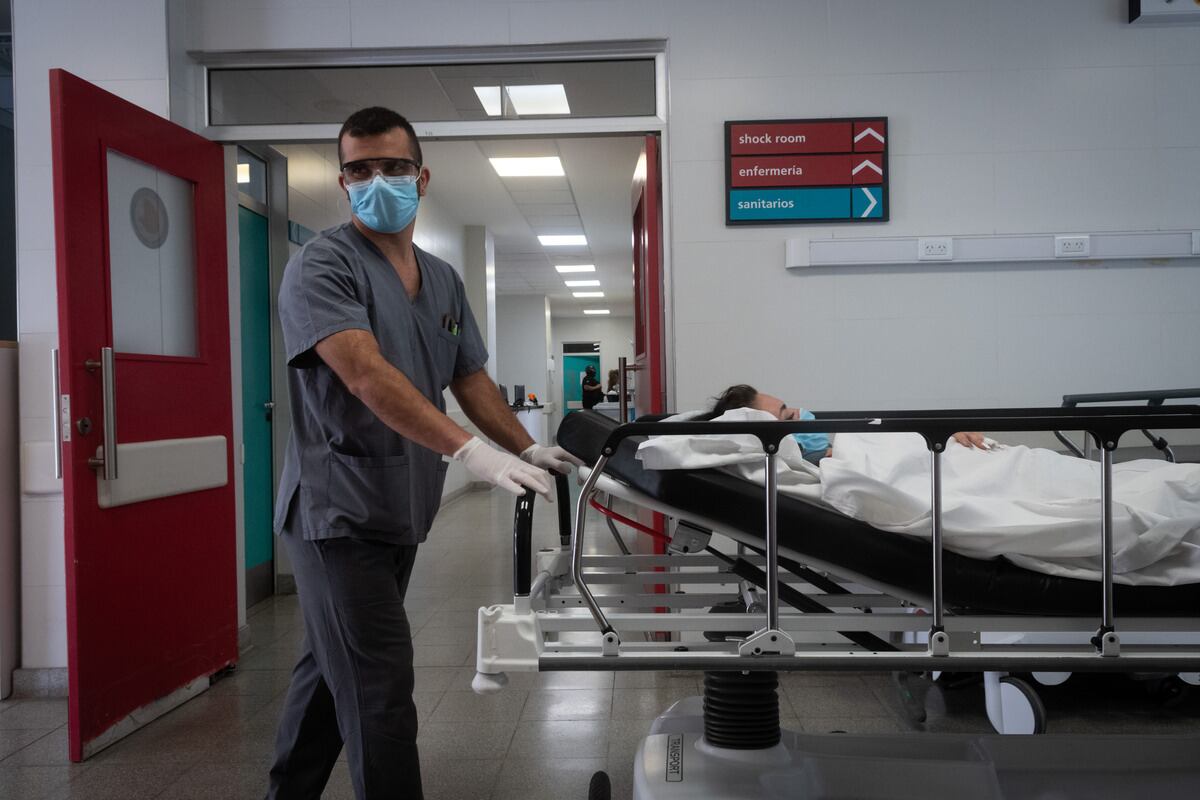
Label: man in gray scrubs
xmin=266 ymin=107 xmax=582 ymax=800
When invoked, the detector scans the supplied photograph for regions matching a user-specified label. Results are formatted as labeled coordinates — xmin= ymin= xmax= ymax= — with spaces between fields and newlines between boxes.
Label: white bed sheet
xmin=635 ymin=409 xmax=1200 ymax=586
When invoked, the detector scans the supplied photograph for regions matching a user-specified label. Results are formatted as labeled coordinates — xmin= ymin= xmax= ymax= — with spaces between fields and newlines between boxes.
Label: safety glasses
xmin=340 ymin=157 xmax=422 ymax=183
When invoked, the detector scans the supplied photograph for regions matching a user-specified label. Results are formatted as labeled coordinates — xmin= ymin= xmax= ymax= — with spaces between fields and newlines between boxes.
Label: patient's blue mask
xmin=347 ymin=174 xmax=419 ymax=233
xmin=791 ymin=409 xmax=830 ymax=456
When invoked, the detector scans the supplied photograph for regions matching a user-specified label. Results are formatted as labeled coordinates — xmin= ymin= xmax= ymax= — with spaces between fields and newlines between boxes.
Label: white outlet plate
xmin=1054 ymin=235 xmax=1091 ymax=258
xmin=1192 ymin=231 xmax=1200 ymax=256
xmin=917 ymin=237 xmax=953 ymax=261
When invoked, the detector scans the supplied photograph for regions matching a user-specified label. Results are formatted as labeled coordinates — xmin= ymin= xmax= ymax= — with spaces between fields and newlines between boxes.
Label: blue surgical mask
xmin=791 ymin=409 xmax=830 ymax=456
xmin=347 ymin=174 xmax=419 ymax=233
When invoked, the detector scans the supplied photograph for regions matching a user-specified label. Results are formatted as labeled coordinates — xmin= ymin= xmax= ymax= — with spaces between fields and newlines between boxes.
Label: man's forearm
xmin=354 ymin=360 xmax=473 ymax=456
xmin=452 ymin=369 xmax=535 ymax=455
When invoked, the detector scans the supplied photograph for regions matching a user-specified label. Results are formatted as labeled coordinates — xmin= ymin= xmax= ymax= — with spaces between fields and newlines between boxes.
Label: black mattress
xmin=557 ymin=410 xmax=1200 ymax=616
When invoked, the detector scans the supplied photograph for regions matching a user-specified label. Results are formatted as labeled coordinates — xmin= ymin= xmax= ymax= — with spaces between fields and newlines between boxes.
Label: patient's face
xmin=751 ymin=392 xmax=800 ymax=421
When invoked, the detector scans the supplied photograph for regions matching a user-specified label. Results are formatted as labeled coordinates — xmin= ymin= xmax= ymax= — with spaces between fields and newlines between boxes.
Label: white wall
xmin=185 ymin=0 xmax=1200 ymax=420
xmin=13 ymin=0 xmax=172 ymax=670
xmin=495 ymin=294 xmax=552 ymax=406
xmin=1 ymin=345 xmax=18 ymax=697
xmin=550 ymin=315 xmax=634 ymax=435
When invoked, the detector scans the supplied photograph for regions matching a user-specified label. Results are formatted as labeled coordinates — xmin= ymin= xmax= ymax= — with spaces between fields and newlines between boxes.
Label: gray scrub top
xmin=273 ymin=223 xmax=488 ymax=544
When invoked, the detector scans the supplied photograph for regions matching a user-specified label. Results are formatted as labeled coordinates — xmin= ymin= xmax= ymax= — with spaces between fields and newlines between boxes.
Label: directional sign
xmin=726 ymin=117 xmax=888 ymax=225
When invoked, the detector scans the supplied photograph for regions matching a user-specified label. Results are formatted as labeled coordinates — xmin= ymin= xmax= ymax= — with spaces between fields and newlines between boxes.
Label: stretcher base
xmin=629 ymin=696 xmax=1200 ymax=799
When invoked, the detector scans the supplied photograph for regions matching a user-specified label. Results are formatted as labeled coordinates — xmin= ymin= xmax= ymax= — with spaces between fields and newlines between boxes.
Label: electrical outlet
xmin=917 ymin=237 xmax=953 ymax=261
xmin=1054 ymin=235 xmax=1090 ymax=258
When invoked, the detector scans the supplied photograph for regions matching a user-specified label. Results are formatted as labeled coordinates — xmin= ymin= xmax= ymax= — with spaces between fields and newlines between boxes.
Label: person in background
xmin=581 ymin=364 xmax=604 ymax=410
xmin=606 ymin=368 xmax=620 ymax=400
xmin=709 ymin=384 xmax=988 ymax=464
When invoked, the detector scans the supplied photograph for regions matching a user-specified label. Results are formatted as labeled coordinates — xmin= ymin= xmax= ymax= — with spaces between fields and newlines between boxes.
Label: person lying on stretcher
xmin=706 ymin=384 xmax=990 ymax=464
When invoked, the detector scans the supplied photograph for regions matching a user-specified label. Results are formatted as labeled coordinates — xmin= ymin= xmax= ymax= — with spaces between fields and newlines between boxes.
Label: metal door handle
xmin=51 ymin=348 xmax=62 ymax=479
xmin=85 ymin=347 xmax=118 ymax=480
xmin=263 ymin=401 xmax=275 ymax=410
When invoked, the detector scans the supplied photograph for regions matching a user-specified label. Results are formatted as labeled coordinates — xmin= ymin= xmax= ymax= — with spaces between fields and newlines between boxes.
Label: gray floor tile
xmin=413 ymin=691 xmax=445 ymax=724
xmin=414 ymin=626 xmax=478 ymax=647
xmin=491 ymin=757 xmax=609 ymax=800
xmin=46 ymin=762 xmax=192 ymax=799
xmin=530 ymin=671 xmax=615 ymax=691
xmin=208 ymin=667 xmax=293 ymax=698
xmin=418 ymin=721 xmax=517 ymax=760
xmin=0 ymin=701 xmax=68 ymax=731
xmin=1 ymin=727 xmax=71 ymax=766
xmin=610 ymin=688 xmax=697 ymax=721
xmin=613 ymin=671 xmax=699 ymax=691
xmin=421 ymin=757 xmax=503 ymax=800
xmin=413 ymin=643 xmax=474 ymax=667
xmin=0 ymin=764 xmax=81 ymax=800
xmin=155 ymin=761 xmax=268 ymax=799
xmin=520 ymin=689 xmax=612 ymax=721
xmin=0 ymin=729 xmax=57 ymax=763
xmin=786 ymin=685 xmax=893 ymax=719
xmin=508 ymin=719 xmax=610 ymax=759
xmin=429 ymin=690 xmax=529 ymax=723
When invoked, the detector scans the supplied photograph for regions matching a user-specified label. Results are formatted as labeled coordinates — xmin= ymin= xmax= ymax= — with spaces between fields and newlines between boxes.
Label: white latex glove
xmin=520 ymin=444 xmax=585 ymax=475
xmin=453 ymin=437 xmax=554 ymax=500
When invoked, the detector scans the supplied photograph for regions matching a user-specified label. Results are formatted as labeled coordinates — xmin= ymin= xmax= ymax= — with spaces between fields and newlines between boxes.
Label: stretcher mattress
xmin=557 ymin=410 xmax=1200 ymax=616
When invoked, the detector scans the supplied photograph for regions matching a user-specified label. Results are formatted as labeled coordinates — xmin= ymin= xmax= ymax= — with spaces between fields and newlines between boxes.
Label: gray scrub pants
xmin=266 ymin=531 xmax=422 ymax=800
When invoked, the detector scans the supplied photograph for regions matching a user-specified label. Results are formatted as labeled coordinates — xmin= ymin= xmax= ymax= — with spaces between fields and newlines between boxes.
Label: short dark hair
xmin=337 ymin=106 xmax=423 ymax=167
xmin=708 ymin=384 xmax=758 ymax=417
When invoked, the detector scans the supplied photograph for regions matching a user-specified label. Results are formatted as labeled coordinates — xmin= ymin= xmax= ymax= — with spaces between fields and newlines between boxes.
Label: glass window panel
xmin=208 ymin=59 xmax=656 ymax=126
xmin=236 ymin=147 xmax=267 ymax=205
xmin=106 ymin=150 xmax=198 ymax=357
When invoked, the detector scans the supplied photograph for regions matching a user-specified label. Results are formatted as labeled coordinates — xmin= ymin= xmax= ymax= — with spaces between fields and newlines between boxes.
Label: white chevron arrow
xmin=853 ymin=127 xmax=885 ymax=144
xmin=860 ymin=188 xmax=878 ymax=218
xmin=851 ymin=158 xmax=883 ymax=176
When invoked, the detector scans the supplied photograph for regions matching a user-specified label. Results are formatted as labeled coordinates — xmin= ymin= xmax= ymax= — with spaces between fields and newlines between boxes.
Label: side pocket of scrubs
xmin=414 ymin=460 xmax=450 ymax=535
xmin=326 ymin=452 xmax=411 ymax=533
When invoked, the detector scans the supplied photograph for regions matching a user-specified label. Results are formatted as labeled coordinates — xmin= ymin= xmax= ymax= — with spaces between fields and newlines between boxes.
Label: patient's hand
xmin=952 ymin=431 xmax=989 ymax=449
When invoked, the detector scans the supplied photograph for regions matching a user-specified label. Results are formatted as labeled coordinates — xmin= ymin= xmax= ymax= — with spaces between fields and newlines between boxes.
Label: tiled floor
xmin=2 ymin=486 xmax=1199 ymax=799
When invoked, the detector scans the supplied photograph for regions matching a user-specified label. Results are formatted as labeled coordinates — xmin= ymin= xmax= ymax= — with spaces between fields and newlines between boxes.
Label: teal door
xmin=239 ymin=206 xmax=274 ymax=606
xmin=562 ymin=353 xmax=600 ymax=415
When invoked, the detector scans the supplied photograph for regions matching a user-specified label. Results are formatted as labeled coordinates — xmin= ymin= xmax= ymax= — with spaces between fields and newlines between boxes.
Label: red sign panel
xmin=728 ymin=121 xmax=852 ymax=155
xmin=850 ymin=155 xmax=884 ymax=184
xmin=731 ymin=154 xmax=886 ymax=187
xmin=853 ymin=120 xmax=887 ymax=152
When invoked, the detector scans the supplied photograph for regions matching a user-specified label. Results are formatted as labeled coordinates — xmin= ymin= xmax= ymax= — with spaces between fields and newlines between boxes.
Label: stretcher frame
xmin=476 ymin=406 xmax=1200 ymax=690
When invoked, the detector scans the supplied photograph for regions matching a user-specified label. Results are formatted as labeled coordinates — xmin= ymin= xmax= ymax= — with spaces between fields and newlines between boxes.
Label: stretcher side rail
xmin=572 ymin=406 xmax=1200 ymax=664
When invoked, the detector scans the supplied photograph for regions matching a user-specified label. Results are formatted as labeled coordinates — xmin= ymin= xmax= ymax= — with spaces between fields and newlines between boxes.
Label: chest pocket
xmin=433 ymin=327 xmax=460 ymax=388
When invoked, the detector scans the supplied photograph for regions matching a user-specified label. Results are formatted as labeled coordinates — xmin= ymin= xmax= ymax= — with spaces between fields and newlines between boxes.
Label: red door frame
xmin=50 ymin=69 xmax=237 ymax=761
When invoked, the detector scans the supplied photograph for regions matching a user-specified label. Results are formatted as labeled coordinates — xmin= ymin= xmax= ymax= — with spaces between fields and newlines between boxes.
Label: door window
xmin=106 ymin=149 xmax=198 ymax=357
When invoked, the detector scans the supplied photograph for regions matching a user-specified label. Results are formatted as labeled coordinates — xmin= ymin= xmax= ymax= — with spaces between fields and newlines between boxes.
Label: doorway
xmin=562 ymin=343 xmax=600 ymax=416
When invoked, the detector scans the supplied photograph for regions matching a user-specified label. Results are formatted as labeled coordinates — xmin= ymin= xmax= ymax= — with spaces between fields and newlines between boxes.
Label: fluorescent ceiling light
xmin=583 ymin=309 xmax=610 ymax=315
xmin=564 ymin=279 xmax=600 ymax=287
xmin=555 ymin=264 xmax=595 ymax=273
xmin=236 ymin=163 xmax=251 ymax=184
xmin=573 ymin=291 xmax=605 ymax=298
xmin=473 ymin=86 xmax=502 ymax=116
xmin=489 ymin=156 xmax=564 ymax=177
xmin=505 ymin=84 xmax=570 ymax=116
xmin=539 ymin=234 xmax=587 ymax=247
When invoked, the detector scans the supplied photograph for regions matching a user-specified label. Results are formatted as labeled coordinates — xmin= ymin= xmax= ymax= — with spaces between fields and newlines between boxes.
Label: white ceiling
xmin=312 ymin=135 xmax=643 ymax=318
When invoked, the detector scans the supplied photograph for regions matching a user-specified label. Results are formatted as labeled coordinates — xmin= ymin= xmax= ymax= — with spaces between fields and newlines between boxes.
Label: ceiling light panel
xmin=564 ymin=279 xmax=601 ymax=287
xmin=489 ymin=157 xmax=565 ymax=177
xmin=505 ymin=84 xmax=570 ymax=115
xmin=555 ymin=264 xmax=596 ymax=273
xmin=473 ymin=86 xmax=502 ymax=116
xmin=573 ymin=291 xmax=605 ymax=298
xmin=583 ymin=309 xmax=611 ymax=315
xmin=539 ymin=235 xmax=588 ymax=247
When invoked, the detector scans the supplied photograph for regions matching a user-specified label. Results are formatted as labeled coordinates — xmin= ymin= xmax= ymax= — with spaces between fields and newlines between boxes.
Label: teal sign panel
xmin=730 ymin=188 xmax=850 ymax=221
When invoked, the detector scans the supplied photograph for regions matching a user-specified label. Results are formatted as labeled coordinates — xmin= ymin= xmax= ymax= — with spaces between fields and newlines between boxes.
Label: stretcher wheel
xmin=588 ymin=770 xmax=611 ymax=800
xmin=993 ymin=676 xmax=1047 ymax=735
xmin=1146 ymin=676 xmax=1190 ymax=708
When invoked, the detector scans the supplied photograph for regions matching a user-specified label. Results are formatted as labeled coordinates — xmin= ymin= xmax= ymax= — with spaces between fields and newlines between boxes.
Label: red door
xmin=631 ymin=134 xmax=665 ymax=418
xmin=50 ymin=70 xmax=237 ymax=761
xmin=631 ymin=135 xmax=669 ymax=608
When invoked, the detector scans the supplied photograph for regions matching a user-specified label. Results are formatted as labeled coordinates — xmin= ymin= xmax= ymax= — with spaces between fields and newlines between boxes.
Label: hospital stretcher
xmin=474 ymin=406 xmax=1200 ymax=799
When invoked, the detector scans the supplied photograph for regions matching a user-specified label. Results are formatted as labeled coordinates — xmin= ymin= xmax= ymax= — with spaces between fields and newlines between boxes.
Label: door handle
xmin=263 ymin=401 xmax=275 ymax=410
xmin=85 ymin=347 xmax=118 ymax=480
xmin=51 ymin=348 xmax=63 ymax=479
